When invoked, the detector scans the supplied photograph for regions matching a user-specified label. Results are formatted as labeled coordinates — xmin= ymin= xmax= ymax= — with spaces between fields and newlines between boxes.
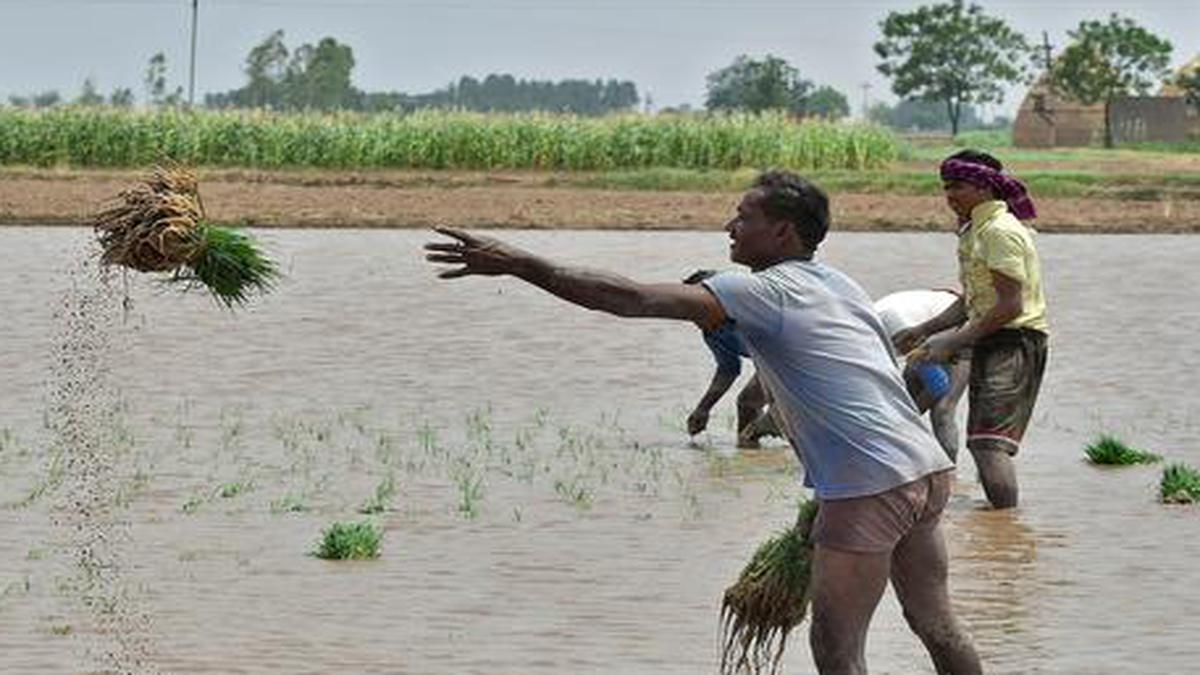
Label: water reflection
xmin=948 ymin=506 xmax=1046 ymax=670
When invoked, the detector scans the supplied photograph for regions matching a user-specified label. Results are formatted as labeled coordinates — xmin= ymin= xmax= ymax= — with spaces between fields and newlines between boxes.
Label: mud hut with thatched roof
xmin=1014 ymin=55 xmax=1200 ymax=148
xmin=1012 ymin=75 xmax=1105 ymax=148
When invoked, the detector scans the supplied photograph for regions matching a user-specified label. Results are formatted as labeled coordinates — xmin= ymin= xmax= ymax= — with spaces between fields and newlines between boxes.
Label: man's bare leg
xmin=809 ymin=545 xmax=891 ymax=675
xmin=736 ymin=374 xmax=768 ymax=448
xmin=929 ymin=359 xmax=970 ymax=462
xmin=890 ymin=521 xmax=982 ymax=674
xmin=969 ymin=445 xmax=1018 ymax=509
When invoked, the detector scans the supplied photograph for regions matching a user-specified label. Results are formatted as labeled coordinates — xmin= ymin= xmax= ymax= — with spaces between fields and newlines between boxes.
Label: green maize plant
xmin=0 ymin=107 xmax=898 ymax=172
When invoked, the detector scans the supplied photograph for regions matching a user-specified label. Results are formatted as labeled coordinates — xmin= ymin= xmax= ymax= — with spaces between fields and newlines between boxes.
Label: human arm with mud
xmin=892 ymin=295 xmax=968 ymax=354
xmin=910 ymin=272 xmax=1022 ymax=364
xmin=687 ymin=368 xmax=738 ymax=435
xmin=425 ymin=227 xmax=726 ymax=329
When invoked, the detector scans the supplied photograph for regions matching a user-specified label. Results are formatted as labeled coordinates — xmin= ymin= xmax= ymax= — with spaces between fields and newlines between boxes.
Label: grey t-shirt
xmin=704 ymin=260 xmax=953 ymax=500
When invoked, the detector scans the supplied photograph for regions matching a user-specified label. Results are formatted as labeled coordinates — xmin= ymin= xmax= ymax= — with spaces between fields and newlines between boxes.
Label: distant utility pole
xmin=860 ymin=82 xmax=872 ymax=120
xmin=188 ymin=0 xmax=199 ymax=106
xmin=1041 ymin=30 xmax=1054 ymax=71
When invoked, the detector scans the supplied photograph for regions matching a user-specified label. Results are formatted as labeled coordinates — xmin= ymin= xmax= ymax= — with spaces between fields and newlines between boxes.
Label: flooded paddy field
xmin=1 ymin=227 xmax=1198 ymax=674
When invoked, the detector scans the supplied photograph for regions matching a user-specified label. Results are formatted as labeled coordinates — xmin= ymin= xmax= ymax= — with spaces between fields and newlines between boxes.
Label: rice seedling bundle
xmin=313 ymin=520 xmax=383 ymax=560
xmin=1083 ymin=434 xmax=1161 ymax=466
xmin=720 ymin=498 xmax=819 ymax=675
xmin=92 ymin=164 xmax=278 ymax=307
xmin=1160 ymin=463 xmax=1200 ymax=504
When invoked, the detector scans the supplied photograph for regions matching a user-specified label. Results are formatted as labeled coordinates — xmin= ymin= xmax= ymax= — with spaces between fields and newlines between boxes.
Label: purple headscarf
xmin=940 ymin=158 xmax=1037 ymax=222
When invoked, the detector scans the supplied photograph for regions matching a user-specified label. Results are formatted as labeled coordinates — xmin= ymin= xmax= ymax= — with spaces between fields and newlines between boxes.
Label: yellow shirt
xmin=957 ymin=201 xmax=1049 ymax=333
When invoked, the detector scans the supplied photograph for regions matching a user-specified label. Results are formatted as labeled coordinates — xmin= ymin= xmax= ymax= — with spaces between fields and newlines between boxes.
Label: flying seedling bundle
xmin=92 ymin=165 xmax=278 ymax=307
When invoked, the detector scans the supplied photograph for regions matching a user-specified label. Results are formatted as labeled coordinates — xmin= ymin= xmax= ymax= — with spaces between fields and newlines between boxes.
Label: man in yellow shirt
xmin=898 ymin=150 xmax=1048 ymax=509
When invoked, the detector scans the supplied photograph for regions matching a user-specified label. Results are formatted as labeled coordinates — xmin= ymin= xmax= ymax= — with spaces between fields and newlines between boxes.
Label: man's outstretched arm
xmin=425 ymin=227 xmax=726 ymax=329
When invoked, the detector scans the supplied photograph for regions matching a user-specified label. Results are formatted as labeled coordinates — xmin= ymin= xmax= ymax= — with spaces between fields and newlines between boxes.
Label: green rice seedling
xmin=553 ymin=476 xmax=594 ymax=510
xmin=217 ymin=481 xmax=252 ymax=499
xmin=721 ymin=498 xmax=819 ymax=675
xmin=181 ymin=494 xmax=205 ymax=514
xmin=270 ymin=493 xmax=308 ymax=514
xmin=313 ymin=520 xmax=382 ymax=560
xmin=359 ymin=473 xmax=397 ymax=514
xmin=455 ymin=471 xmax=485 ymax=519
xmin=1160 ymin=463 xmax=1200 ymax=504
xmin=465 ymin=407 xmax=494 ymax=449
xmin=415 ymin=421 xmax=439 ymax=457
xmin=1084 ymin=434 xmax=1161 ymax=465
xmin=219 ymin=408 xmax=246 ymax=455
xmin=374 ymin=432 xmax=398 ymax=466
xmin=173 ymin=224 xmax=279 ymax=308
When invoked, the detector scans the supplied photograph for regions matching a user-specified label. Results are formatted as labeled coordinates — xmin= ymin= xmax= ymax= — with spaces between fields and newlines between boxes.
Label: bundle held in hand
xmin=93 ymin=165 xmax=278 ymax=307
xmin=720 ymin=498 xmax=819 ymax=675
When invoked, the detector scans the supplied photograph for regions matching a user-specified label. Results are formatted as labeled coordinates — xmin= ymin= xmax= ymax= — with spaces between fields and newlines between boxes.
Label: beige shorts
xmin=812 ymin=470 xmax=953 ymax=554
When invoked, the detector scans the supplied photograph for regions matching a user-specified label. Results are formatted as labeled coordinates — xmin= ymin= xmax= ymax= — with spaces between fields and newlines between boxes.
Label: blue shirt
xmin=702 ymin=322 xmax=749 ymax=377
xmin=703 ymin=260 xmax=952 ymax=500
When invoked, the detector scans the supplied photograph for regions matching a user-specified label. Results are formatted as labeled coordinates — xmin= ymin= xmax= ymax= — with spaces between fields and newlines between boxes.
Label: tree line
xmin=201 ymin=30 xmax=641 ymax=116
xmin=6 ymin=3 xmax=1198 ymax=143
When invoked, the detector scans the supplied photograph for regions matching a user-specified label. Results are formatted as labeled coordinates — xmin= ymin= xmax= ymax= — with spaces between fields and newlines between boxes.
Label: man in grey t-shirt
xmin=424 ymin=171 xmax=981 ymax=675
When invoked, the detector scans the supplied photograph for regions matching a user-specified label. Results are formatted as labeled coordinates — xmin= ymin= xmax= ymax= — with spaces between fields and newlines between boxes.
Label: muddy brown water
xmin=1 ymin=227 xmax=1198 ymax=674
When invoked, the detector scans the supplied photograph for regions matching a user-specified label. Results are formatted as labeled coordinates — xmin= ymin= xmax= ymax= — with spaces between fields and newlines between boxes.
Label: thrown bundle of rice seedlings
xmin=720 ymin=498 xmax=819 ymax=675
xmin=93 ymin=164 xmax=278 ymax=307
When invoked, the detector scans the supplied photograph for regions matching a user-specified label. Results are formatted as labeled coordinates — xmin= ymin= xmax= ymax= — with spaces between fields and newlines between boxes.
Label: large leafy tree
xmin=109 ymin=87 xmax=135 ymax=108
xmin=874 ymin=0 xmax=1028 ymax=135
xmin=242 ymin=29 xmax=289 ymax=108
xmin=806 ymin=85 xmax=850 ymax=120
xmin=144 ymin=52 xmax=183 ymax=107
xmin=868 ymin=98 xmax=983 ymax=132
xmin=1050 ymin=14 xmax=1172 ymax=147
xmin=705 ymin=55 xmax=813 ymax=115
xmin=284 ymin=37 xmax=357 ymax=111
xmin=75 ymin=78 xmax=105 ymax=107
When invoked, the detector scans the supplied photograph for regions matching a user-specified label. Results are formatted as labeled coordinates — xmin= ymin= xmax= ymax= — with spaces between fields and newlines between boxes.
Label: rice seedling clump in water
xmin=1084 ymin=435 xmax=1161 ymax=466
xmin=314 ymin=520 xmax=383 ymax=560
xmin=720 ymin=498 xmax=818 ymax=675
xmin=92 ymin=164 xmax=278 ymax=308
xmin=1160 ymin=463 xmax=1200 ymax=504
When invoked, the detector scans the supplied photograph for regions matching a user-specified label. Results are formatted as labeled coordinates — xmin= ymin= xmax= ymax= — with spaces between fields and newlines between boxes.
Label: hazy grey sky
xmin=1 ymin=0 xmax=1197 ymax=116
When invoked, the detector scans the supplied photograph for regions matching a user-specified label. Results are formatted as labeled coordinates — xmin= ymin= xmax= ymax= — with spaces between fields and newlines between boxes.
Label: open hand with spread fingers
xmin=424 ymin=226 xmax=532 ymax=278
